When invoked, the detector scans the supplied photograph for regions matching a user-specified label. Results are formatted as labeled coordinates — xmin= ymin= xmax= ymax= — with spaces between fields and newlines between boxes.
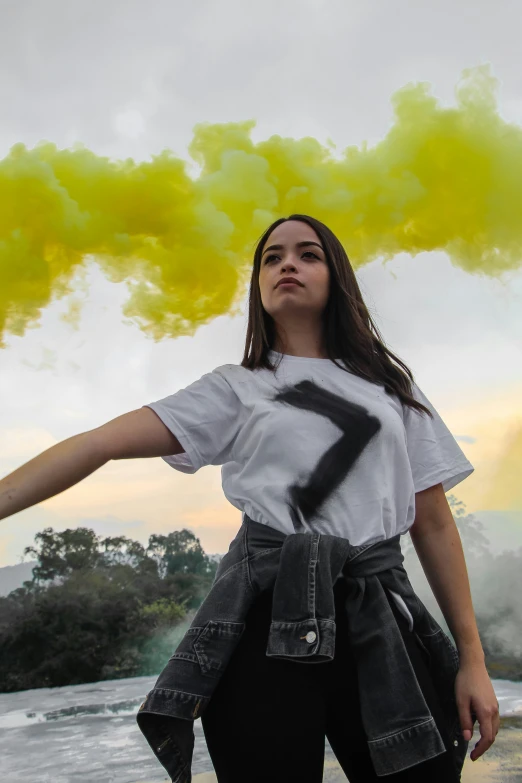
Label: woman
xmin=0 ymin=215 xmax=499 ymax=782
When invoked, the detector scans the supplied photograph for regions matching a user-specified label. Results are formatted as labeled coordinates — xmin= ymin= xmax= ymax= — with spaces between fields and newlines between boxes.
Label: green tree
xmin=23 ymin=527 xmax=102 ymax=582
xmin=23 ymin=528 xmax=161 ymax=584
xmin=147 ymin=529 xmax=217 ymax=578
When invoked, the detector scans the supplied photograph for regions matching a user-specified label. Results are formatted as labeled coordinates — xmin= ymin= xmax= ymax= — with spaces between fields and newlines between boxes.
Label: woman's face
xmin=258 ymin=220 xmax=330 ymax=325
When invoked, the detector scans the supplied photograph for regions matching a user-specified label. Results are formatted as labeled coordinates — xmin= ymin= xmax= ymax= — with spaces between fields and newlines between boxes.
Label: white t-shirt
xmin=144 ymin=350 xmax=474 ymax=546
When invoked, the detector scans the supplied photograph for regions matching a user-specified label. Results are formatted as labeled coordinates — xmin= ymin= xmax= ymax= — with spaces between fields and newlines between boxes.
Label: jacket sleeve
xmin=402 ymin=382 xmax=474 ymax=493
xmin=143 ymin=369 xmax=243 ymax=474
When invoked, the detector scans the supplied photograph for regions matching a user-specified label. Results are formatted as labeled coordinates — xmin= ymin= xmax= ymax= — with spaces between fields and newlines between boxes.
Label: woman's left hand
xmin=455 ymin=661 xmax=500 ymax=761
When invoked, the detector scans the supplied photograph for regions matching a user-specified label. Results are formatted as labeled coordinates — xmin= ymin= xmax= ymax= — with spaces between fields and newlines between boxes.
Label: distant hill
xmin=0 ymin=561 xmax=36 ymax=596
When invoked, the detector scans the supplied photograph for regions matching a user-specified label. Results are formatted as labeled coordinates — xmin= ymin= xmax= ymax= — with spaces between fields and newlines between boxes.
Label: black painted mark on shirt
xmin=273 ymin=380 xmax=381 ymax=533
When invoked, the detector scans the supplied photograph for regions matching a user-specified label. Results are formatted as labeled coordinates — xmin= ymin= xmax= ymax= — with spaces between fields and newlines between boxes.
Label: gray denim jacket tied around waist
xmin=137 ymin=515 xmax=472 ymax=782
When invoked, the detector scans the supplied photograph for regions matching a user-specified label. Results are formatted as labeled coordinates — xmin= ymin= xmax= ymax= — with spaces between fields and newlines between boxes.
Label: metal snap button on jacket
xmin=305 ymin=631 xmax=316 ymax=643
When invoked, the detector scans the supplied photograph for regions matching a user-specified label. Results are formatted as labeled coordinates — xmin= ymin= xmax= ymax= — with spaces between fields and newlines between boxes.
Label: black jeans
xmin=201 ymin=577 xmax=462 ymax=782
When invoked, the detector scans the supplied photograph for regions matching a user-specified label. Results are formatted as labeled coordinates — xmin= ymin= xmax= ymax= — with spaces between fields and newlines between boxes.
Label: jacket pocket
xmin=169 ymin=626 xmax=204 ymax=665
xmin=194 ymin=620 xmax=245 ymax=678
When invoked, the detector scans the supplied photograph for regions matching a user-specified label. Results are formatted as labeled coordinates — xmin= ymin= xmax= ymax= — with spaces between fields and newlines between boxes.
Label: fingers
xmin=457 ymin=704 xmax=473 ymax=743
xmin=469 ymin=708 xmax=499 ymax=761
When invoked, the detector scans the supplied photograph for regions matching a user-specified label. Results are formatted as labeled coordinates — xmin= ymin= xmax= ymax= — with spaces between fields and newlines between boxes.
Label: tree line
xmin=0 ymin=527 xmax=220 ymax=693
xmin=1 ymin=495 xmax=521 ymax=694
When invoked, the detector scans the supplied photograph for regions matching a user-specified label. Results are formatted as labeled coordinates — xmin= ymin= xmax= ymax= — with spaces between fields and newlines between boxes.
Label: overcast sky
xmin=1 ymin=0 xmax=522 ymax=566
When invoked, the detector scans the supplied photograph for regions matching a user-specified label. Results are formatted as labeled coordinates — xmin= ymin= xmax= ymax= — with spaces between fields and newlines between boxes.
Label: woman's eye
xmin=265 ymin=252 xmax=318 ymax=264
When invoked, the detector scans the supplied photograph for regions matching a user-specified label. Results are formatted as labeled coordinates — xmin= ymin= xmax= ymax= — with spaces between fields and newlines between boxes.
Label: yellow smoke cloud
xmin=1 ymin=63 xmax=521 ymax=348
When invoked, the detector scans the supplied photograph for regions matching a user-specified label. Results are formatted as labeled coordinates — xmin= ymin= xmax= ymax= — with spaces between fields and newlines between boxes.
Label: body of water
xmin=1 ymin=675 xmax=521 ymax=782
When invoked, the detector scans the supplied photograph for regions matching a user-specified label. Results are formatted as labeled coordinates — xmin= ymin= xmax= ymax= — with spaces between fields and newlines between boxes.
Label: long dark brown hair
xmin=240 ymin=214 xmax=433 ymax=419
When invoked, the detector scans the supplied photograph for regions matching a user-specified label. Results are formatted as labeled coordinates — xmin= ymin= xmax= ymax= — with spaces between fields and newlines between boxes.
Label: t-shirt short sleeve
xmin=403 ymin=382 xmax=474 ymax=493
xmin=143 ymin=369 xmax=243 ymax=474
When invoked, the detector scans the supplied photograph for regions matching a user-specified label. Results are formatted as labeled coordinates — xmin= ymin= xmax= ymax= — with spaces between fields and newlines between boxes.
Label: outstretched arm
xmin=0 ymin=407 xmax=184 ymax=521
